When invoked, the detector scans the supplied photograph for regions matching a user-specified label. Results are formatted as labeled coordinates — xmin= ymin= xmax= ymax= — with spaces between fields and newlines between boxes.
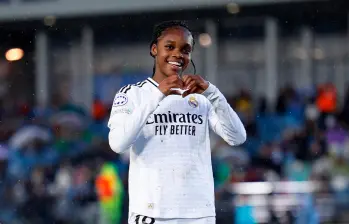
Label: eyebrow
xmin=164 ymin=40 xmax=175 ymax=44
xmin=164 ymin=40 xmax=192 ymax=47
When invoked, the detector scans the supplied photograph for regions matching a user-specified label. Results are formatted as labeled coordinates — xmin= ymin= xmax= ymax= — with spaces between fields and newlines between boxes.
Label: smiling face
xmin=151 ymin=26 xmax=193 ymax=79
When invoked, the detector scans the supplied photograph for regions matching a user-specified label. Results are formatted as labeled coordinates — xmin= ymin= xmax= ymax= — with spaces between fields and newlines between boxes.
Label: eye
xmin=165 ymin=45 xmax=175 ymax=50
xmin=182 ymin=48 xmax=191 ymax=54
xmin=181 ymin=45 xmax=192 ymax=55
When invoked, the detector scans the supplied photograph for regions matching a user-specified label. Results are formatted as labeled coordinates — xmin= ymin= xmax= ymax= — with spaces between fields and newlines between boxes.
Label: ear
xmin=151 ymin=43 xmax=157 ymax=57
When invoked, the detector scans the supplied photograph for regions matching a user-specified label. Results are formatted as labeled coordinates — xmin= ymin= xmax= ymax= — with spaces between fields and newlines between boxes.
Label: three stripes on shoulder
xmin=118 ymin=81 xmax=147 ymax=94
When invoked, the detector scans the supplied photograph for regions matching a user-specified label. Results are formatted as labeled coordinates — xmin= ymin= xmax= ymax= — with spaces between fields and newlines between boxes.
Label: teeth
xmin=168 ymin=61 xmax=182 ymax=66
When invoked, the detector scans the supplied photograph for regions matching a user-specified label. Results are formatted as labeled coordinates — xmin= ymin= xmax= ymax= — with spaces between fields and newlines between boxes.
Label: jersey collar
xmin=147 ymin=77 xmax=159 ymax=87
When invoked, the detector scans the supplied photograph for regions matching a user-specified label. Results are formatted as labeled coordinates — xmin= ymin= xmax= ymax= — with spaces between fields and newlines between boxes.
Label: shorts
xmin=128 ymin=213 xmax=216 ymax=224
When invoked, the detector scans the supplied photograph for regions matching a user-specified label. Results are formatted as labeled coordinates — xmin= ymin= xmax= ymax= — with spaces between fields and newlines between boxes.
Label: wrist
xmin=202 ymin=81 xmax=209 ymax=91
xmin=201 ymin=82 xmax=216 ymax=97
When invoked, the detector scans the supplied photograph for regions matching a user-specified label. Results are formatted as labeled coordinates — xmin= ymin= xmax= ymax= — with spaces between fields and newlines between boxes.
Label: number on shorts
xmin=135 ymin=215 xmax=155 ymax=224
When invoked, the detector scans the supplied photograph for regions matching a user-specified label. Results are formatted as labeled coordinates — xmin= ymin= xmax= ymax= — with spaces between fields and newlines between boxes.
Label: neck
xmin=152 ymin=71 xmax=167 ymax=84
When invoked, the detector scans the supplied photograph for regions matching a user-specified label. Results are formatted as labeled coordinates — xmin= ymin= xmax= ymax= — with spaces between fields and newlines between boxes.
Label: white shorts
xmin=128 ymin=213 xmax=216 ymax=224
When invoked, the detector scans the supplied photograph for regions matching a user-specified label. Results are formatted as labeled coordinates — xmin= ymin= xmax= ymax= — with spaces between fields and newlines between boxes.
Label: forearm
xmin=204 ymin=83 xmax=246 ymax=145
xmin=108 ymin=91 xmax=164 ymax=153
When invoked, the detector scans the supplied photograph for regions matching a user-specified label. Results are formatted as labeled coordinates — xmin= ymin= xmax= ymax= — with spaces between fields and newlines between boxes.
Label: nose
xmin=172 ymin=49 xmax=183 ymax=58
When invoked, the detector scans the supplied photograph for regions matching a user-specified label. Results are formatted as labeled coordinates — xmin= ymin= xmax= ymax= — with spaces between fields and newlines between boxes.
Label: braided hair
xmin=149 ymin=20 xmax=196 ymax=76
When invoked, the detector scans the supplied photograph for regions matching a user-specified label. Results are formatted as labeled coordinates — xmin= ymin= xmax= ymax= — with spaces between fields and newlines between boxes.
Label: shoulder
xmin=116 ymin=79 xmax=154 ymax=97
xmin=118 ymin=80 xmax=149 ymax=95
xmin=113 ymin=79 xmax=153 ymax=106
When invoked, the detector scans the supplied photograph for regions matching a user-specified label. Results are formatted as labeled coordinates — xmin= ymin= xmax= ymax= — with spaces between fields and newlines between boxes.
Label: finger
xmin=183 ymin=76 xmax=193 ymax=88
xmin=184 ymin=78 xmax=193 ymax=88
xmin=182 ymin=86 xmax=197 ymax=97
xmin=172 ymin=76 xmax=184 ymax=87
xmin=179 ymin=80 xmax=185 ymax=89
xmin=182 ymin=87 xmax=197 ymax=97
xmin=183 ymin=74 xmax=195 ymax=77
xmin=169 ymin=82 xmax=183 ymax=90
xmin=189 ymin=86 xmax=198 ymax=94
xmin=174 ymin=80 xmax=184 ymax=89
xmin=182 ymin=75 xmax=190 ymax=84
xmin=182 ymin=74 xmax=189 ymax=80
xmin=186 ymin=80 xmax=197 ymax=90
xmin=182 ymin=74 xmax=195 ymax=82
xmin=174 ymin=74 xmax=184 ymax=80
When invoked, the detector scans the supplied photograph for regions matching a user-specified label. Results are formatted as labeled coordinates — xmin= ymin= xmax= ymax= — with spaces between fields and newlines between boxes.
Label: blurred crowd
xmin=0 ymin=94 xmax=126 ymax=224
xmin=213 ymin=82 xmax=349 ymax=223
xmin=0 ymin=81 xmax=349 ymax=223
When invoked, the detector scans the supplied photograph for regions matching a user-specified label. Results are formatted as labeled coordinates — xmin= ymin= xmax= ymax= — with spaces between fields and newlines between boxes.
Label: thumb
xmin=182 ymin=86 xmax=198 ymax=98
xmin=168 ymin=89 xmax=182 ymax=95
xmin=182 ymin=90 xmax=190 ymax=98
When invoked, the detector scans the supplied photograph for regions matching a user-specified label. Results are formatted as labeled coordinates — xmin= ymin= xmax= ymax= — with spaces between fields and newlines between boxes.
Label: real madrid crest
xmin=188 ymin=96 xmax=198 ymax=108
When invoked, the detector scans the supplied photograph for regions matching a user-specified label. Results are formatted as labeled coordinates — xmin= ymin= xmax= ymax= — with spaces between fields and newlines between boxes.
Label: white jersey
xmin=108 ymin=77 xmax=246 ymax=219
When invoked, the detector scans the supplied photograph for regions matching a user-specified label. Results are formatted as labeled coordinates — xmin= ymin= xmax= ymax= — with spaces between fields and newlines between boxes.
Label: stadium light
xmin=226 ymin=2 xmax=240 ymax=14
xmin=5 ymin=48 xmax=24 ymax=62
xmin=199 ymin=33 xmax=212 ymax=48
xmin=44 ymin=16 xmax=56 ymax=26
xmin=313 ymin=48 xmax=325 ymax=60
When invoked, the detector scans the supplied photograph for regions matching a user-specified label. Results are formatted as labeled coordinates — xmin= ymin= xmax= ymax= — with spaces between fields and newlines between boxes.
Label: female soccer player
xmin=108 ymin=20 xmax=246 ymax=224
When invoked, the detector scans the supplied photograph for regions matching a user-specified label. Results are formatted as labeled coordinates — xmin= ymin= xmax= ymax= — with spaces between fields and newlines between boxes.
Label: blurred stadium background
xmin=1 ymin=0 xmax=349 ymax=223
